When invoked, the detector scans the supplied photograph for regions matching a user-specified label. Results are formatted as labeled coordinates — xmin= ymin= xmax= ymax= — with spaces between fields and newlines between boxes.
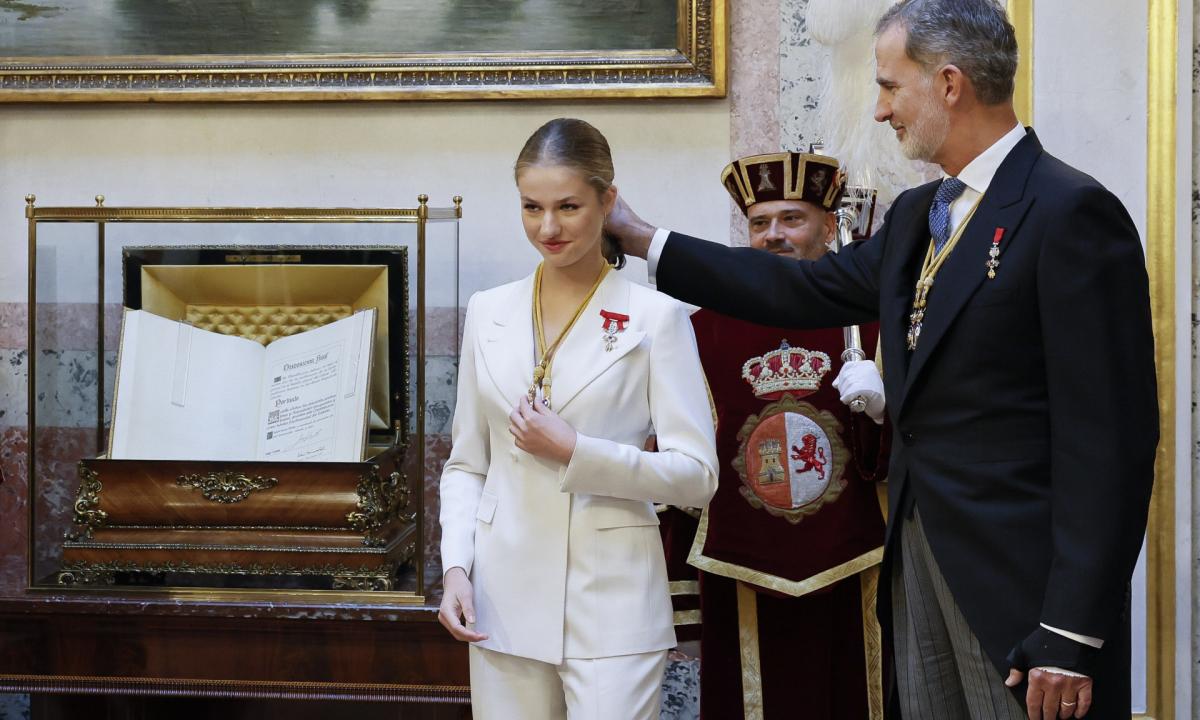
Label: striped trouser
xmin=892 ymin=508 xmax=1026 ymax=719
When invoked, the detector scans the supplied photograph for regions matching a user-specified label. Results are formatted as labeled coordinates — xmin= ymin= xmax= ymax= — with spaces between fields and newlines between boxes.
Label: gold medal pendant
xmin=906 ymin=276 xmax=933 ymax=351
xmin=528 ymin=364 xmax=547 ymax=405
xmin=528 ymin=262 xmax=611 ymax=409
xmin=906 ymin=308 xmax=924 ymax=351
xmin=906 ymin=195 xmax=984 ymax=352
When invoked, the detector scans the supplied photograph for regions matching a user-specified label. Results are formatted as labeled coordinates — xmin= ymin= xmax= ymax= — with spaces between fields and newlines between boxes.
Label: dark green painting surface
xmin=0 ymin=0 xmax=678 ymax=57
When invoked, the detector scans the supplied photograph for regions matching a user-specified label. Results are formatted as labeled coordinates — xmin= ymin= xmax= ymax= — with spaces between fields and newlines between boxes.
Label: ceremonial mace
xmin=832 ymin=190 xmax=875 ymax=413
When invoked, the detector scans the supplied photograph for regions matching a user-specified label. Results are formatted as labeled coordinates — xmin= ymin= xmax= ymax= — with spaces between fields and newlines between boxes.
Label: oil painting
xmin=0 ymin=0 xmax=725 ymax=100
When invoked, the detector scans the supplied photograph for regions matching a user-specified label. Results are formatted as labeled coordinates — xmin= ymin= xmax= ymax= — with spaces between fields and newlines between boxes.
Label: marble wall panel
xmin=728 ymin=0 xmax=784 ymax=248
xmin=0 ymin=352 xmax=25 ymax=427
xmin=423 ymin=355 xmax=458 ymax=437
xmin=731 ymin=0 xmax=783 ymax=158
xmin=423 ymin=433 xmax=451 ymax=602
xmin=0 ymin=426 xmax=29 ymax=594
xmin=28 ymin=350 xmax=116 ymax=430
xmin=0 ymin=305 xmax=23 ymax=350
xmin=423 ymin=306 xmax=466 ymax=357
xmin=23 ymin=304 xmax=121 ymax=352
xmin=30 ymin=426 xmax=95 ymax=584
xmin=780 ymin=0 xmax=829 ymax=157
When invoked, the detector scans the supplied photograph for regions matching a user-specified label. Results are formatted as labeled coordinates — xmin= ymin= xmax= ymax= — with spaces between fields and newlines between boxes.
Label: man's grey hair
xmin=876 ymin=0 xmax=1018 ymax=105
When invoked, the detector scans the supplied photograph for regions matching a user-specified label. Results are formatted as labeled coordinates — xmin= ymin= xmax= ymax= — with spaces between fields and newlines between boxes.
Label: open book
xmin=109 ymin=308 xmax=376 ymax=462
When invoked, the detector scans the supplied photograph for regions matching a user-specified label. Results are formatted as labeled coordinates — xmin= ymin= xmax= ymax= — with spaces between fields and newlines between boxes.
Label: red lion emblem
xmin=790 ymin=434 xmax=827 ymax=481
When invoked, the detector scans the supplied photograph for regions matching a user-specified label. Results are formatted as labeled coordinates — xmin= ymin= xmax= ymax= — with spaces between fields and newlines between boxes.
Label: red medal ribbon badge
xmin=986 ymin=227 xmax=1005 ymax=279
xmin=599 ymin=310 xmax=630 ymax=352
xmin=599 ymin=310 xmax=629 ymax=331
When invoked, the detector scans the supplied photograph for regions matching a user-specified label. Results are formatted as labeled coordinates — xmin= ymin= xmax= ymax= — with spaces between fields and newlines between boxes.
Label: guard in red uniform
xmin=687 ymin=152 xmax=890 ymax=719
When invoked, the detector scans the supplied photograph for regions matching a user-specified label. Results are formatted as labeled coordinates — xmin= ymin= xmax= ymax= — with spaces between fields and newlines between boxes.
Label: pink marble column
xmin=728 ymin=0 xmax=783 ymax=247
xmin=0 ymin=302 xmax=29 ymax=594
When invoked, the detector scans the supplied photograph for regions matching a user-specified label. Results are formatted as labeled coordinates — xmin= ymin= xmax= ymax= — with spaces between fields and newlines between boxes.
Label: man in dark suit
xmin=605 ymin=1 xmax=1158 ymax=718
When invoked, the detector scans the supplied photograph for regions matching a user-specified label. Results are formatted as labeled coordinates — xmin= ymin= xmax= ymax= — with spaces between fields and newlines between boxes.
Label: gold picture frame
xmin=0 ymin=0 xmax=725 ymax=102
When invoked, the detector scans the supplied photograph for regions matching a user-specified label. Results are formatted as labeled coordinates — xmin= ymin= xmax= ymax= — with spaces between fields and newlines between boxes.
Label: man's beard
xmin=898 ymin=88 xmax=950 ymax=162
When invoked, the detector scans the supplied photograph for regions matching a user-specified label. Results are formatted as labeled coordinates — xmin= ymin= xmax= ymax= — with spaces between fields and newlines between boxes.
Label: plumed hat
xmin=721 ymin=152 xmax=846 ymax=216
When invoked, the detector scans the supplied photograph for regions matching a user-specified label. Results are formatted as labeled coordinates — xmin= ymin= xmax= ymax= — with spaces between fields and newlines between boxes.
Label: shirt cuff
xmin=646 ymin=227 xmax=671 ymax=285
xmin=1041 ymin=623 xmax=1103 ymax=649
xmin=1035 ymin=666 xmax=1089 ymax=678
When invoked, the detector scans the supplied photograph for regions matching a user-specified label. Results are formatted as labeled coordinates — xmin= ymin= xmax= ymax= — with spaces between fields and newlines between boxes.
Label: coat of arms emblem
xmin=733 ymin=395 xmax=847 ymax=523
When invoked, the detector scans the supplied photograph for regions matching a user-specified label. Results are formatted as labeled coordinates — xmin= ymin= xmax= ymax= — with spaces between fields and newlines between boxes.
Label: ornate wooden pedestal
xmin=61 ymin=444 xmax=418 ymax=593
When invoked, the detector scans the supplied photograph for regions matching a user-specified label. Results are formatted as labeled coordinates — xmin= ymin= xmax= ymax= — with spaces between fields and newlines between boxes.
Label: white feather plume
xmin=806 ymin=0 xmax=935 ymax=204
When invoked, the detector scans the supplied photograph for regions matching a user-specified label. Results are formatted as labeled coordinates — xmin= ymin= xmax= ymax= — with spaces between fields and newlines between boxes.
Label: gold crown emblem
xmin=741 ymin=341 xmax=831 ymax=399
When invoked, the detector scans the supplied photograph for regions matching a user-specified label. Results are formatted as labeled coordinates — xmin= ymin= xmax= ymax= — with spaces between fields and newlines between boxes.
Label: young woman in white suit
xmin=437 ymin=118 xmax=718 ymax=719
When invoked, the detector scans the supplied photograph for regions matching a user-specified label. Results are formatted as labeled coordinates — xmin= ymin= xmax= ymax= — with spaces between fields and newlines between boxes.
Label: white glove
xmin=831 ymin=360 xmax=886 ymax=424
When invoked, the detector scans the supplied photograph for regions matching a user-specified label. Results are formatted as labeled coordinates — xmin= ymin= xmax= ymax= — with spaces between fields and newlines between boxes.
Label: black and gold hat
xmin=721 ymin=152 xmax=846 ymax=216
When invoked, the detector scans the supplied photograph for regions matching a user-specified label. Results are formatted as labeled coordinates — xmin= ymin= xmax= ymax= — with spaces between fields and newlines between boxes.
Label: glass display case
xmin=25 ymin=195 xmax=460 ymax=602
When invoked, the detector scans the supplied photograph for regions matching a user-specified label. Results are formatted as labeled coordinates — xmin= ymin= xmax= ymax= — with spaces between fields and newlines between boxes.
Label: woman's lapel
xmin=547 ymin=271 xmax=645 ymax=415
xmin=477 ymin=273 xmax=537 ymax=407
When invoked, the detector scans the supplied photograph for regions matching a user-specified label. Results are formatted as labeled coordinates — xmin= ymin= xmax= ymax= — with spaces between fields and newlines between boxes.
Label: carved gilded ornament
xmin=65 ymin=463 xmax=108 ymax=542
xmin=57 ymin=560 xmax=393 ymax=590
xmin=346 ymin=468 xmax=410 ymax=547
xmin=176 ymin=471 xmax=279 ymax=503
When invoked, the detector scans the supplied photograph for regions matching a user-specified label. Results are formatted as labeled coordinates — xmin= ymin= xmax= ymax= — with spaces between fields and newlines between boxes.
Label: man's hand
xmin=508 ymin=394 xmax=578 ymax=465
xmin=1006 ymin=667 xmax=1093 ymax=719
xmin=438 ymin=566 xmax=488 ymax=643
xmin=831 ymin=360 xmax=886 ymax=424
xmin=604 ymin=194 xmax=656 ymax=260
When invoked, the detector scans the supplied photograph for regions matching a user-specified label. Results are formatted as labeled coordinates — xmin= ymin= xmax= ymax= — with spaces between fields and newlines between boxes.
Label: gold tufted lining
xmin=184 ymin=304 xmax=353 ymax=346
xmin=139 ymin=265 xmax=392 ymax=427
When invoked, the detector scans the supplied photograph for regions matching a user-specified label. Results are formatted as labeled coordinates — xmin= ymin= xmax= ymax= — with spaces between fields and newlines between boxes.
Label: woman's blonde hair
xmin=514 ymin=118 xmax=624 ymax=269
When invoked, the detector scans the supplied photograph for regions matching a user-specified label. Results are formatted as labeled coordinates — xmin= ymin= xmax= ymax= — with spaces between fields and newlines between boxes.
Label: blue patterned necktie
xmin=928 ymin=177 xmax=968 ymax=254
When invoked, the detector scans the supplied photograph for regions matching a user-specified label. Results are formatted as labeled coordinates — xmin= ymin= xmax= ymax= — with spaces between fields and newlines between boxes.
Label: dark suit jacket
xmin=656 ymin=130 xmax=1157 ymax=715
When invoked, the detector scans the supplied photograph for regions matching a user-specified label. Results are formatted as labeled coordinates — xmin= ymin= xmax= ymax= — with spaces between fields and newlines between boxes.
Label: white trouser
xmin=468 ymin=644 xmax=668 ymax=720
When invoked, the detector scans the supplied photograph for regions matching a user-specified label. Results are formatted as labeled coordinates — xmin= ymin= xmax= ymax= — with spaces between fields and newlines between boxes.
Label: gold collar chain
xmin=529 ymin=262 xmax=611 ymax=408
xmin=906 ymin=195 xmax=984 ymax=351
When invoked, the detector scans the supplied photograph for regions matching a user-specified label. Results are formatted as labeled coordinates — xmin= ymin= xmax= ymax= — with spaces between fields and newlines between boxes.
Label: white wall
xmin=1033 ymin=3 xmax=1148 ymax=241
xmin=0 ymin=100 xmax=731 ymax=305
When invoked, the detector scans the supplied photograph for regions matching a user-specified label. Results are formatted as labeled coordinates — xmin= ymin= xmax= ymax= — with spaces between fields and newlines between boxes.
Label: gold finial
xmin=24 ymin=194 xmax=35 ymax=207
xmin=95 ymin=195 xmax=105 ymax=207
xmin=417 ymin=194 xmax=429 ymax=220
xmin=453 ymin=195 xmax=463 ymax=218
xmin=417 ymin=194 xmax=429 ymax=205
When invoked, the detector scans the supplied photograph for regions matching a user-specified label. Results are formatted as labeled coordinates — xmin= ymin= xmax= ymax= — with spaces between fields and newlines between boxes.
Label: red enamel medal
xmin=599 ymin=310 xmax=629 ymax=351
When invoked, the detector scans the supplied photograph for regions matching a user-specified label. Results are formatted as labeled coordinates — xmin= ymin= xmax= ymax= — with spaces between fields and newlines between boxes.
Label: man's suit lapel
xmin=899 ymin=131 xmax=1043 ymax=410
xmin=549 ymin=272 xmax=645 ymax=414
xmin=479 ymin=274 xmax=537 ymax=405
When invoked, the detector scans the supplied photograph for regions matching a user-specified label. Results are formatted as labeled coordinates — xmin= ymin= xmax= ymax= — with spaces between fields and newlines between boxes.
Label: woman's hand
xmin=438 ymin=567 xmax=488 ymax=643
xmin=508 ymin=394 xmax=578 ymax=465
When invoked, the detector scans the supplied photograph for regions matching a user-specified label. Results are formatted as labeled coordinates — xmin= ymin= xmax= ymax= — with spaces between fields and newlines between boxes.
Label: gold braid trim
xmin=860 ymin=566 xmax=884 ymax=720
xmin=736 ymin=581 xmax=765 ymax=720
xmin=687 ymin=505 xmax=883 ymax=597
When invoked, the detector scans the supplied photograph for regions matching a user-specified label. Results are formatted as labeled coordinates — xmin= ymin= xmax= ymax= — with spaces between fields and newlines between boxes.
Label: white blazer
xmin=439 ymin=270 xmax=718 ymax=664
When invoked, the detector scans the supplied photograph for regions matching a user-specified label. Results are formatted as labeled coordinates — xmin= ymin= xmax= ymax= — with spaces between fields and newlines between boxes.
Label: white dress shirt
xmin=946 ymin=123 xmax=1025 ymax=233
xmin=646 ymin=124 xmax=1105 ymax=654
